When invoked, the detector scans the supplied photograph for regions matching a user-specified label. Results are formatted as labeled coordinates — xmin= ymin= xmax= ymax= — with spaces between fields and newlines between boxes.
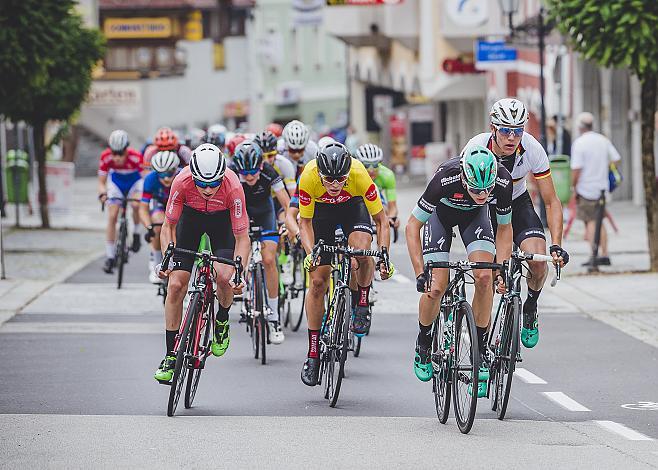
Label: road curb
xmin=0 ymin=250 xmax=102 ymax=327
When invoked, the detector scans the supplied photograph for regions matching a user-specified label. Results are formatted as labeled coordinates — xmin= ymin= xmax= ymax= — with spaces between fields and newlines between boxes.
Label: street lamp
xmin=498 ymin=0 xmax=547 ymax=152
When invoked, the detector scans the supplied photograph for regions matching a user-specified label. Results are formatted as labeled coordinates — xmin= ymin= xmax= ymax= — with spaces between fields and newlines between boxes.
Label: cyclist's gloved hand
xmin=549 ymin=244 xmax=569 ymax=266
xmin=145 ymin=225 xmax=155 ymax=243
xmin=279 ymin=223 xmax=288 ymax=237
xmin=416 ymin=272 xmax=428 ymax=293
xmin=304 ymin=253 xmax=317 ymax=272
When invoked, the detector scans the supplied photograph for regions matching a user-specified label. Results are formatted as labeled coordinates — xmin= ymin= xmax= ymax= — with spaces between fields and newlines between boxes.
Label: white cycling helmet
xmin=108 ymin=130 xmax=129 ymax=153
xmin=490 ymin=98 xmax=528 ymax=127
xmin=189 ymin=143 xmax=226 ymax=183
xmin=151 ymin=150 xmax=180 ymax=173
xmin=355 ymin=143 xmax=383 ymax=166
xmin=318 ymin=136 xmax=336 ymax=148
xmin=283 ymin=120 xmax=310 ymax=150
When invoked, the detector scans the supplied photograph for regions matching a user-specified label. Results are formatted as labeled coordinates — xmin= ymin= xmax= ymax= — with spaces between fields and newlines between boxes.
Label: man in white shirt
xmin=570 ymin=112 xmax=622 ymax=265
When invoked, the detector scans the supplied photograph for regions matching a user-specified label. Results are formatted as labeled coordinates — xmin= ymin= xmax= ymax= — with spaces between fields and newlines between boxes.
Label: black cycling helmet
xmin=254 ymin=130 xmax=278 ymax=154
xmin=316 ymin=142 xmax=352 ymax=178
xmin=233 ymin=141 xmax=263 ymax=172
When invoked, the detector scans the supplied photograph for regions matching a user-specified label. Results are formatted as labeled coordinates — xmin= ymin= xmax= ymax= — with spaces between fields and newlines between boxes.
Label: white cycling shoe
xmin=268 ymin=321 xmax=285 ymax=344
xmin=148 ymin=261 xmax=161 ymax=284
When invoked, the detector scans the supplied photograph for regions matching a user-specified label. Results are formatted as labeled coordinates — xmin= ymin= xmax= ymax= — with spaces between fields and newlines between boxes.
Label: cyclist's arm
xmin=274 ymin=187 xmax=290 ymax=210
xmin=299 ymin=217 xmax=315 ymax=255
xmin=387 ymin=199 xmax=398 ymax=219
xmin=97 ymin=174 xmax=108 ymax=197
xmin=138 ymin=201 xmax=151 ymax=228
xmin=234 ymin=231 xmax=250 ymax=273
xmin=536 ymin=175 xmax=564 ymax=246
xmin=286 ymin=206 xmax=300 ymax=239
xmin=160 ymin=219 xmax=176 ymax=256
xmin=495 ymin=223 xmax=513 ymax=265
xmin=372 ymin=209 xmax=390 ymax=250
xmin=405 ymin=214 xmax=425 ymax=278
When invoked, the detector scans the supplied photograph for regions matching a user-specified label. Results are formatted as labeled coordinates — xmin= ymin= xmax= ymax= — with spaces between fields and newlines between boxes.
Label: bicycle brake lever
xmin=234 ymin=256 xmax=243 ymax=284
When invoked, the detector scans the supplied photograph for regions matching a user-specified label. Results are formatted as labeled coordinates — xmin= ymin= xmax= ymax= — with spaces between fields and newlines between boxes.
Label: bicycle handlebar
xmin=100 ymin=197 xmax=141 ymax=212
xmin=161 ymin=242 xmax=243 ymax=285
xmin=312 ymin=240 xmax=384 ymax=260
xmin=424 ymin=260 xmax=502 ymax=274
xmin=508 ymin=250 xmax=561 ymax=286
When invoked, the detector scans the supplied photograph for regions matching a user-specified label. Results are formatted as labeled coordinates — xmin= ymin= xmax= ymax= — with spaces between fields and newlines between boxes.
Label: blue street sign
xmin=476 ymin=41 xmax=517 ymax=62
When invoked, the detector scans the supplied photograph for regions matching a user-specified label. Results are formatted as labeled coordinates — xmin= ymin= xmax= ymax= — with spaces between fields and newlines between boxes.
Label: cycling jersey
xmin=165 ymin=166 xmax=248 ymax=235
xmin=411 ymin=156 xmax=513 ymax=225
xmin=462 ymin=133 xmax=550 ymax=200
xmin=373 ymin=164 xmax=397 ymax=203
xmin=143 ymin=144 xmax=192 ymax=168
xmin=298 ymin=158 xmax=384 ymax=219
xmin=141 ymin=170 xmax=176 ymax=205
xmin=270 ymin=154 xmax=296 ymax=193
xmin=232 ymin=162 xmax=284 ymax=214
xmin=98 ymin=148 xmax=145 ymax=193
xmin=278 ymin=139 xmax=319 ymax=180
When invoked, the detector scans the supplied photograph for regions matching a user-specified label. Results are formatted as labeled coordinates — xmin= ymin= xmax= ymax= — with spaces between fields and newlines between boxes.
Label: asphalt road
xmin=1 ymin=241 xmax=657 ymax=468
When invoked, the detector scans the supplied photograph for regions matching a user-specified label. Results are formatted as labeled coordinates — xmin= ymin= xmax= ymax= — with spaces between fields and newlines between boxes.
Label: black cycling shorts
xmin=173 ymin=206 xmax=235 ymax=272
xmin=490 ymin=190 xmax=545 ymax=247
xmin=312 ymin=197 xmax=373 ymax=265
xmin=249 ymin=199 xmax=279 ymax=243
xmin=422 ymin=203 xmax=495 ymax=263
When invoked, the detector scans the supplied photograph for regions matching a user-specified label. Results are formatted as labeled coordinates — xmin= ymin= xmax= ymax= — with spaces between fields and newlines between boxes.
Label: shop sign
xmin=104 ymin=17 xmax=172 ymax=39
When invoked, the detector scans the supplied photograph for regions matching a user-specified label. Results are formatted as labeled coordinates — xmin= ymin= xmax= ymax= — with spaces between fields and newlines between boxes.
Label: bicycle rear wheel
xmin=116 ymin=221 xmax=127 ymax=290
xmin=330 ymin=290 xmax=351 ymax=408
xmin=290 ymin=252 xmax=306 ymax=332
xmin=185 ymin=298 xmax=213 ymax=409
xmin=451 ymin=301 xmax=479 ymax=434
xmin=432 ymin=304 xmax=451 ymax=424
xmin=167 ymin=292 xmax=199 ymax=416
xmin=495 ymin=296 xmax=520 ymax=420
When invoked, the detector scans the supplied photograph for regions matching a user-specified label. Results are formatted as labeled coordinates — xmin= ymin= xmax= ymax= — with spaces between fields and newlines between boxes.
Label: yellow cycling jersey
xmin=298 ymin=158 xmax=384 ymax=218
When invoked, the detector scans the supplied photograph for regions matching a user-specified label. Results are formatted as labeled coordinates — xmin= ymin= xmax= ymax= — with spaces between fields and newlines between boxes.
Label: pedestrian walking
xmin=570 ymin=112 xmax=621 ymax=267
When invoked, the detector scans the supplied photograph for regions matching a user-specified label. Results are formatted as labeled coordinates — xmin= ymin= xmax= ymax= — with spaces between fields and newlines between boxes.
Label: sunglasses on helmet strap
xmin=193 ymin=178 xmax=222 ymax=189
xmin=496 ymin=126 xmax=524 ymax=138
xmin=239 ymin=168 xmax=260 ymax=176
xmin=320 ymin=174 xmax=348 ymax=185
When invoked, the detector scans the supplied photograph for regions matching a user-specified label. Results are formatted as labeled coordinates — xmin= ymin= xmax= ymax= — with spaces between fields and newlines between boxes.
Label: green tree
xmin=0 ymin=0 xmax=104 ymax=227
xmin=547 ymin=0 xmax=658 ymax=271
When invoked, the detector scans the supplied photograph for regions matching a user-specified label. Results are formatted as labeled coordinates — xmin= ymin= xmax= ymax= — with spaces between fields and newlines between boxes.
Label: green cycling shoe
xmin=154 ymin=355 xmax=176 ymax=382
xmin=211 ymin=319 xmax=230 ymax=357
xmin=413 ymin=344 xmax=433 ymax=382
xmin=468 ymin=360 xmax=490 ymax=398
xmin=521 ymin=309 xmax=539 ymax=348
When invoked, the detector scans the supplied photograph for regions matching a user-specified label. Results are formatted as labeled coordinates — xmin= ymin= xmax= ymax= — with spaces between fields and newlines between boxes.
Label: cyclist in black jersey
xmin=232 ymin=141 xmax=291 ymax=344
xmin=406 ymin=145 xmax=513 ymax=398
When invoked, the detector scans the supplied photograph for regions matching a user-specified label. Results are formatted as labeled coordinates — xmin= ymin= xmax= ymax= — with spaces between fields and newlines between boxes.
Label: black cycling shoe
xmin=102 ymin=257 xmax=115 ymax=274
xmin=131 ymin=233 xmax=141 ymax=253
xmin=301 ymin=357 xmax=320 ymax=386
xmin=352 ymin=305 xmax=371 ymax=336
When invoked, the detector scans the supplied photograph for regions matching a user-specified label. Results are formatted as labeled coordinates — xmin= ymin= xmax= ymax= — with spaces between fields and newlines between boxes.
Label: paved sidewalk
xmin=0 ymin=178 xmax=104 ymax=324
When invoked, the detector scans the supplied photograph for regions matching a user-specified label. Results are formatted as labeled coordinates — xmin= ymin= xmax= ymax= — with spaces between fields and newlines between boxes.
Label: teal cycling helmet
xmin=460 ymin=144 xmax=497 ymax=191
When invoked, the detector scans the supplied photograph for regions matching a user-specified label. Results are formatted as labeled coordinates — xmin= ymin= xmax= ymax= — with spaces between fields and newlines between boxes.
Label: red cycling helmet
xmin=154 ymin=127 xmax=179 ymax=151
xmin=265 ymin=123 xmax=283 ymax=138
xmin=226 ymin=134 xmax=246 ymax=157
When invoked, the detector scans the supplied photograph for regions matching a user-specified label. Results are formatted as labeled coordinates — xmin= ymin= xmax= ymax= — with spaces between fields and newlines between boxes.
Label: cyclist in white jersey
xmin=462 ymin=98 xmax=569 ymax=350
xmin=279 ymin=120 xmax=319 ymax=179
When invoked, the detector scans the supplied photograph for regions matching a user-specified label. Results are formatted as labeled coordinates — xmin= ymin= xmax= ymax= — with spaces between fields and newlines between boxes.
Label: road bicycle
xmin=488 ymin=250 xmax=560 ymax=420
xmin=160 ymin=242 xmax=242 ymax=417
xmin=102 ymin=197 xmax=140 ymax=290
xmin=241 ymin=225 xmax=280 ymax=365
xmin=424 ymin=259 xmax=501 ymax=434
xmin=280 ymin=237 xmax=307 ymax=332
xmin=145 ymin=222 xmax=167 ymax=303
xmin=312 ymin=240 xmax=387 ymax=408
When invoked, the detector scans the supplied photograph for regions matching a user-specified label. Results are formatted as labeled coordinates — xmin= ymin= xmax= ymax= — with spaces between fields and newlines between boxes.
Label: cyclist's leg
xmin=252 ymin=201 xmax=281 ymax=320
xmin=104 ymin=180 xmax=122 ymax=267
xmin=127 ymin=179 xmax=143 ymax=251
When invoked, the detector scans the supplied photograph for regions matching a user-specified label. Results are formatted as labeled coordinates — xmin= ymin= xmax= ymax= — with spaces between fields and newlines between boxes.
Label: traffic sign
xmin=475 ymin=40 xmax=517 ymax=70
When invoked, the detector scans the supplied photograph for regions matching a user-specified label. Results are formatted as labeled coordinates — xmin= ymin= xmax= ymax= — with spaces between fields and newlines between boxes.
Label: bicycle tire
xmin=116 ymin=221 xmax=127 ymax=290
xmin=452 ymin=301 xmax=479 ymax=434
xmin=256 ymin=264 xmax=267 ymax=365
xmin=330 ymin=289 xmax=351 ymax=408
xmin=432 ymin=304 xmax=451 ymax=424
xmin=185 ymin=298 xmax=213 ymax=409
xmin=496 ymin=296 xmax=520 ymax=420
xmin=291 ymin=252 xmax=306 ymax=332
xmin=167 ymin=292 xmax=199 ymax=416
xmin=322 ymin=291 xmax=336 ymax=400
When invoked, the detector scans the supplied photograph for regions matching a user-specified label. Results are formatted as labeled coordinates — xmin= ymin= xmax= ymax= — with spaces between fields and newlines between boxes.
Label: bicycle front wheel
xmin=116 ymin=221 xmax=127 ymax=290
xmin=167 ymin=292 xmax=199 ymax=416
xmin=432 ymin=304 xmax=451 ymax=424
xmin=330 ymin=290 xmax=351 ymax=408
xmin=185 ymin=298 xmax=213 ymax=409
xmin=451 ymin=301 xmax=479 ymax=434
xmin=495 ymin=296 xmax=520 ymax=420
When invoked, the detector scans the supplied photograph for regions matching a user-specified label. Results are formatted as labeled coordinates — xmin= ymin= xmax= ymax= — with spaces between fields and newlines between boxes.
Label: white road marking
xmin=514 ymin=368 xmax=547 ymax=384
xmin=542 ymin=392 xmax=591 ymax=412
xmin=391 ymin=274 xmax=412 ymax=284
xmin=594 ymin=420 xmax=654 ymax=441
xmin=0 ymin=322 xmax=160 ymax=334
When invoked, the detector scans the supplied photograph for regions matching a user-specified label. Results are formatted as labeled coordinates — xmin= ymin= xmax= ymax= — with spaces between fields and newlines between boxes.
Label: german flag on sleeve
xmin=533 ymin=168 xmax=551 ymax=180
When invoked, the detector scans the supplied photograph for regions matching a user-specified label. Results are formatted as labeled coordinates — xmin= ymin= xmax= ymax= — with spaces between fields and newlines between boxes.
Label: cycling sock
xmin=357 ymin=285 xmax=371 ymax=307
xmin=217 ymin=304 xmax=230 ymax=322
xmin=267 ymin=296 xmax=279 ymax=321
xmin=308 ymin=329 xmax=320 ymax=358
xmin=476 ymin=326 xmax=488 ymax=356
xmin=166 ymin=329 xmax=177 ymax=355
xmin=133 ymin=225 xmax=142 ymax=235
xmin=417 ymin=322 xmax=433 ymax=350
xmin=524 ymin=287 xmax=542 ymax=315
xmin=105 ymin=242 xmax=115 ymax=259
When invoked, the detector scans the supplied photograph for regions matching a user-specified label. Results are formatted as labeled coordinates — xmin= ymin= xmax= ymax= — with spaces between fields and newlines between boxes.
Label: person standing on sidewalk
xmin=570 ymin=112 xmax=622 ymax=266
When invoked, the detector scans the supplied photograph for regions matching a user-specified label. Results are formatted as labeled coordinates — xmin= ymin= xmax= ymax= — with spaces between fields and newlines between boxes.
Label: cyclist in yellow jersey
xmin=298 ymin=141 xmax=393 ymax=386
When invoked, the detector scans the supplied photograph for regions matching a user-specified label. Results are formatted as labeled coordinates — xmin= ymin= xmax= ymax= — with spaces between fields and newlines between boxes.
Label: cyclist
xmin=266 ymin=122 xmax=284 ymax=138
xmin=279 ymin=120 xmax=319 ymax=179
xmin=232 ymin=141 xmax=290 ymax=343
xmin=406 ymin=145 xmax=513 ymax=397
xmin=463 ymin=98 xmax=569 ymax=349
xmin=355 ymin=143 xmax=400 ymax=229
xmin=139 ymin=150 xmax=180 ymax=284
xmin=206 ymin=124 xmax=227 ymax=150
xmin=154 ymin=143 xmax=249 ymax=382
xmin=185 ymin=128 xmax=206 ymax=151
xmin=254 ymin=130 xmax=296 ymax=196
xmin=98 ymin=130 xmax=146 ymax=274
xmin=298 ymin=142 xmax=393 ymax=386
xmin=143 ymin=127 xmax=192 ymax=168
xmin=226 ymin=134 xmax=246 ymax=159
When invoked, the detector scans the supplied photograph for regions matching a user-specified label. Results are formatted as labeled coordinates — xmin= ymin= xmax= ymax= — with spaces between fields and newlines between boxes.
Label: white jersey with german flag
xmin=462 ymin=132 xmax=550 ymax=200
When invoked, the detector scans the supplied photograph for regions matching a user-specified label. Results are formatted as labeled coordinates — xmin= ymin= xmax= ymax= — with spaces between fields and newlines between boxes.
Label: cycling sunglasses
xmin=157 ymin=170 xmax=176 ymax=178
xmin=194 ymin=178 xmax=223 ymax=189
xmin=320 ymin=174 xmax=348 ymax=185
xmin=288 ymin=148 xmax=305 ymax=155
xmin=263 ymin=150 xmax=277 ymax=159
xmin=363 ymin=162 xmax=380 ymax=169
xmin=467 ymin=184 xmax=495 ymax=196
xmin=239 ymin=168 xmax=260 ymax=176
xmin=496 ymin=126 xmax=524 ymax=138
